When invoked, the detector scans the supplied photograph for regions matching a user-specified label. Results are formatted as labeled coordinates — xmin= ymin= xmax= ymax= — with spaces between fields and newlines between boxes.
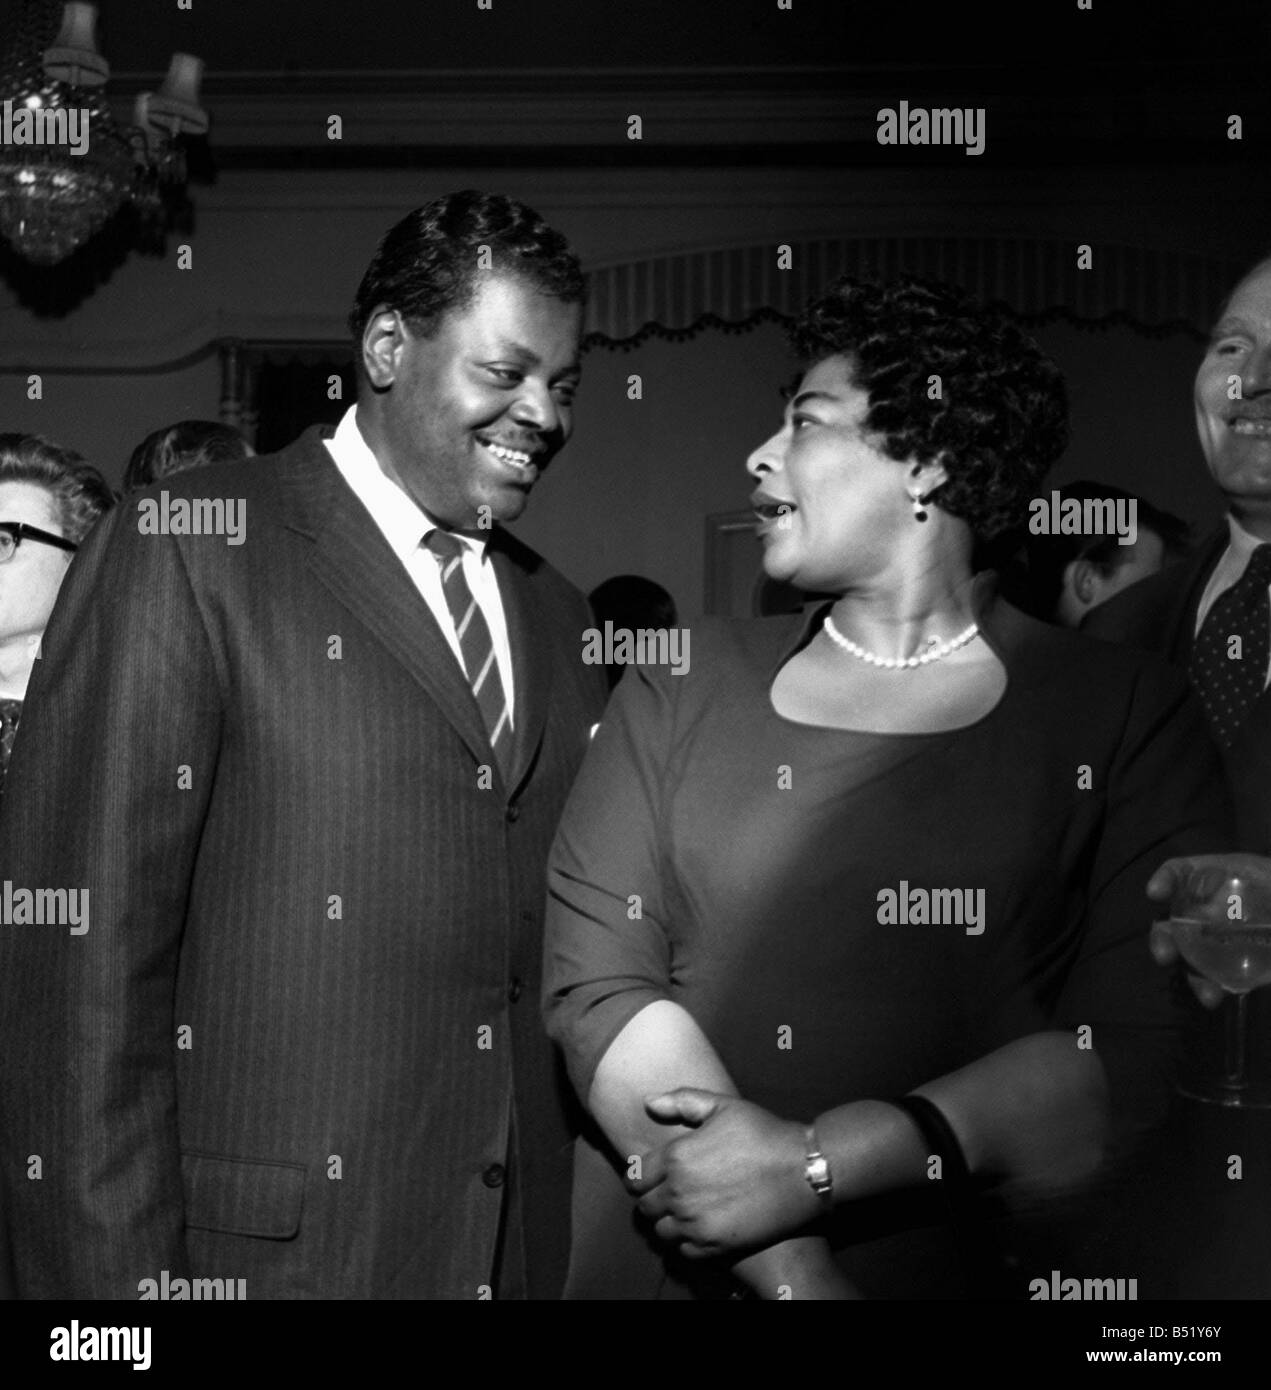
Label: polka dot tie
xmin=0 ymin=698 xmax=21 ymax=795
xmin=1189 ymin=544 xmax=1271 ymax=749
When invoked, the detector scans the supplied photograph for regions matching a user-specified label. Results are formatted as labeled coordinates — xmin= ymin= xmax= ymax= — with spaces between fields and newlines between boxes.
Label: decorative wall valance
xmin=581 ymin=238 xmax=1244 ymax=349
xmin=3 ymin=233 xmax=1242 ymax=379
xmin=218 ymin=234 xmax=1244 ymax=437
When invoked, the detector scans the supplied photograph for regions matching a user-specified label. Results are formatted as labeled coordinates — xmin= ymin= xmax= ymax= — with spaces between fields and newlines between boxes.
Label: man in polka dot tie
xmin=1087 ymin=253 xmax=1271 ymax=852
xmin=1086 ymin=254 xmax=1271 ymax=1299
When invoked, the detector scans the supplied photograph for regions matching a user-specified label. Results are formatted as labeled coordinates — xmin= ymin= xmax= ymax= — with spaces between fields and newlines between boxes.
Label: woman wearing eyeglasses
xmin=0 ymin=435 xmax=114 ymax=794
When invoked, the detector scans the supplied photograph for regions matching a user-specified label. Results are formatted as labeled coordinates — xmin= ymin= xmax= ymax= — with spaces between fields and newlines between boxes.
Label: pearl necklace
xmin=822 ymin=613 xmax=979 ymax=669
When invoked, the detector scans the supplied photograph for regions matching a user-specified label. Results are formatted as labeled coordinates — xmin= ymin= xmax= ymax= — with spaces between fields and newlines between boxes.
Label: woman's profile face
xmin=747 ymin=354 xmax=911 ymax=593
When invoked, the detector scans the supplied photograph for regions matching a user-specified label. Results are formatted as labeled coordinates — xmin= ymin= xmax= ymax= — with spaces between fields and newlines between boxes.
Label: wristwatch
xmin=803 ymin=1124 xmax=833 ymax=1205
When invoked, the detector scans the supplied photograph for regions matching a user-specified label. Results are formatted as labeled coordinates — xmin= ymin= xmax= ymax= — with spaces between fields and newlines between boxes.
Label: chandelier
xmin=0 ymin=0 xmax=207 ymax=265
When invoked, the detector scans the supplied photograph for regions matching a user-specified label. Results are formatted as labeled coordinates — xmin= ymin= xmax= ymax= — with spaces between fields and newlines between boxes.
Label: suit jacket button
xmin=505 ymin=804 xmax=520 ymax=823
xmin=507 ymin=977 xmax=523 ymax=1003
xmin=483 ymin=1163 xmax=506 ymax=1188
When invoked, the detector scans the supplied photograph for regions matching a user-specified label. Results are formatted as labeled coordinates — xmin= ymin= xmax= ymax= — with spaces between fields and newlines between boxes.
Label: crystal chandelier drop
xmin=0 ymin=1 xmax=207 ymax=266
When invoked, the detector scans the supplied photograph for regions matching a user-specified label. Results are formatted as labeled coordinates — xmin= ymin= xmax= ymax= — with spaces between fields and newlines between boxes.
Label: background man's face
xmin=378 ymin=275 xmax=583 ymax=528
xmin=1195 ymin=261 xmax=1271 ymax=504
xmin=1059 ymin=529 xmax=1167 ymax=628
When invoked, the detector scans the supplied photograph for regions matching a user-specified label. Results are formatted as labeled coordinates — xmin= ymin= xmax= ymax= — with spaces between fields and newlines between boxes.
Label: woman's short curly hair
xmin=789 ymin=275 xmax=1069 ymax=541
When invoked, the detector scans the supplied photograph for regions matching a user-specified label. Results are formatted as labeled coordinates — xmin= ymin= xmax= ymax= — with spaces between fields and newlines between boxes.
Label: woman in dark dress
xmin=542 ymin=276 xmax=1231 ymax=1299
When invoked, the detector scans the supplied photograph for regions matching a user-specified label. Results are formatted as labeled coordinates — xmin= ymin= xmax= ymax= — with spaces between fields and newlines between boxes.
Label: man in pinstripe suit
xmin=0 ymin=191 xmax=606 ymax=1299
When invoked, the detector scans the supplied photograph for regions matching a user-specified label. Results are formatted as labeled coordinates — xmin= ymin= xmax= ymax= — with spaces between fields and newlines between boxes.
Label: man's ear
xmin=1066 ymin=557 xmax=1099 ymax=607
xmin=361 ymin=307 xmax=407 ymax=390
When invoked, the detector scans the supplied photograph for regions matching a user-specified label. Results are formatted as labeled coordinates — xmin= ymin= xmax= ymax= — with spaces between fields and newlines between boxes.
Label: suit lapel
xmin=272 ymin=429 xmax=493 ymax=772
xmin=491 ymin=535 xmax=555 ymax=797
xmin=1164 ymin=527 xmax=1230 ymax=664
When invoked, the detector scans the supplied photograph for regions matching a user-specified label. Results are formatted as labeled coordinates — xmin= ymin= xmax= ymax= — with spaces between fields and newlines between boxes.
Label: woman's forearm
xmin=587 ymin=1009 xmax=1105 ymax=1288
xmin=587 ymin=999 xmax=738 ymax=1160
xmin=814 ymin=1031 xmax=1109 ymax=1206
xmin=587 ymin=999 xmax=848 ymax=1297
xmin=593 ymin=1011 xmax=1107 ymax=1195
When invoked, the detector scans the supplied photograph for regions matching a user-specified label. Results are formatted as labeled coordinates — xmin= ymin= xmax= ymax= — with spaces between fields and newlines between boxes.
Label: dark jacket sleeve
xmin=542 ymin=660 xmax=679 ymax=1104
xmin=1052 ymin=659 xmax=1233 ymax=1161
xmin=0 ymin=505 xmax=223 ymax=1297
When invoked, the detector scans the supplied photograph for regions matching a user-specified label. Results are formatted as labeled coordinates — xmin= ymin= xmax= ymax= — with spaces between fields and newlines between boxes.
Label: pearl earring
xmin=908 ymin=489 xmax=929 ymax=522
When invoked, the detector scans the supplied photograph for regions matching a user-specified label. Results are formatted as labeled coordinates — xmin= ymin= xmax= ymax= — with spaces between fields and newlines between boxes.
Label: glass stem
xmin=1224 ymin=993 xmax=1249 ymax=1093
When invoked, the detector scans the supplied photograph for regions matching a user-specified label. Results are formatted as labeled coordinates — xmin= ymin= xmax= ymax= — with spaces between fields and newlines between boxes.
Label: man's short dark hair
xmin=0 ymin=433 xmax=115 ymax=543
xmin=790 ymin=274 xmax=1069 ymax=542
xmin=588 ymin=575 xmax=679 ymax=632
xmin=124 ymin=420 xmax=252 ymax=493
xmin=348 ymin=189 xmax=587 ymax=346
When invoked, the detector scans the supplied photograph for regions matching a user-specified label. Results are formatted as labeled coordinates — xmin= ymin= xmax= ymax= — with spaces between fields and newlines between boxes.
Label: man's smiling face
xmin=1195 ymin=259 xmax=1271 ymax=508
xmin=368 ymin=274 xmax=583 ymax=528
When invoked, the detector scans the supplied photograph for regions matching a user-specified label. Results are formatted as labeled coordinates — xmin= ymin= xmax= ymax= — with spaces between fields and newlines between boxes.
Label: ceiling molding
xmin=90 ymin=63 xmax=1270 ymax=157
xmin=126 ymin=86 xmax=858 ymax=153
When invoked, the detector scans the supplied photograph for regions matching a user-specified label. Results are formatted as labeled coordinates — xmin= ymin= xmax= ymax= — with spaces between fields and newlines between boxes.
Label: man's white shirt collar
xmin=1223 ymin=511 xmax=1264 ymax=564
xmin=325 ymin=406 xmax=490 ymax=563
xmin=322 ymin=405 xmax=517 ymax=721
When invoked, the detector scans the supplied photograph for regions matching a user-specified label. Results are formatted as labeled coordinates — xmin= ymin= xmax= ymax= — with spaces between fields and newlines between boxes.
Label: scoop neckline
xmin=765 ymin=584 xmax=1011 ymax=740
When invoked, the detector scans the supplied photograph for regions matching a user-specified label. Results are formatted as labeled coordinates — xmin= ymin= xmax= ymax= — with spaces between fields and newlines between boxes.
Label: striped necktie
xmin=1189 ymin=543 xmax=1271 ymax=749
xmin=424 ymin=528 xmax=513 ymax=781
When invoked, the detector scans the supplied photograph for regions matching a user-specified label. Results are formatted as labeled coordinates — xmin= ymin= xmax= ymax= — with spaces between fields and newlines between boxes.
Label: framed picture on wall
xmin=216 ymin=341 xmax=354 ymax=454
xmin=704 ymin=509 xmax=828 ymax=618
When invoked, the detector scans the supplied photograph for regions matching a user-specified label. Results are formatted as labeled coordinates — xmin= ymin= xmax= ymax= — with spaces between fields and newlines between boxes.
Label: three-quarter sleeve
xmin=543 ymin=660 xmax=680 ymax=1103
xmin=1053 ymin=661 xmax=1233 ymax=1159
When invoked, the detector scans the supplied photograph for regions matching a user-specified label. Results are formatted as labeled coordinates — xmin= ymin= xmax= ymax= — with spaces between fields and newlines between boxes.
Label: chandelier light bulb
xmin=43 ymin=2 xmax=109 ymax=87
xmin=51 ymin=1 xmax=99 ymax=49
xmin=146 ymin=54 xmax=208 ymax=136
xmin=158 ymin=54 xmax=204 ymax=108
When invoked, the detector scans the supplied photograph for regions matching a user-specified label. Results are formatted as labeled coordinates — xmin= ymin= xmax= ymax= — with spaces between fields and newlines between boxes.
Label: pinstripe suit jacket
xmin=0 ymin=427 xmax=606 ymax=1299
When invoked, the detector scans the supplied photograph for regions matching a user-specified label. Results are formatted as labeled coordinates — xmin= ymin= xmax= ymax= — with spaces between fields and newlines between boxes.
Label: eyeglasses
xmin=0 ymin=522 xmax=78 ymax=564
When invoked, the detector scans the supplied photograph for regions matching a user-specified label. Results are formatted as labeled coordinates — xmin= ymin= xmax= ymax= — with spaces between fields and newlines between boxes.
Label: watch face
xmin=806 ymin=1154 xmax=832 ymax=1195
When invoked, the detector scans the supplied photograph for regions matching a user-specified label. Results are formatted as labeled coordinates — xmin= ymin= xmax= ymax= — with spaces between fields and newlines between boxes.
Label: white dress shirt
xmin=1194 ymin=513 xmax=1271 ymax=688
xmin=324 ymin=406 xmax=516 ymax=722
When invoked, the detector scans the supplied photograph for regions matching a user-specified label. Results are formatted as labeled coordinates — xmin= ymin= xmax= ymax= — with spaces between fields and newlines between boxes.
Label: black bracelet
xmin=888 ymin=1093 xmax=1011 ymax=1297
xmin=888 ymin=1093 xmax=972 ymax=1195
